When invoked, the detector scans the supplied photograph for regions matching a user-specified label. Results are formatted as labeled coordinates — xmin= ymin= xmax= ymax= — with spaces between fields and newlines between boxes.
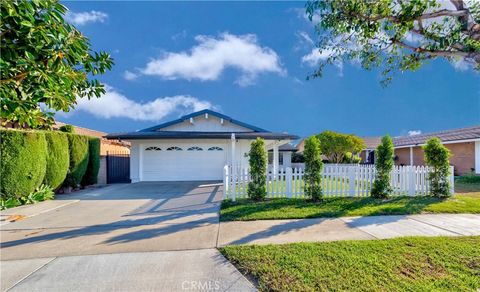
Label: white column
xmin=409 ymin=146 xmax=414 ymax=166
xmin=273 ymin=141 xmax=279 ymax=177
xmin=475 ymin=141 xmax=480 ymax=174
xmin=231 ymin=133 xmax=236 ymax=166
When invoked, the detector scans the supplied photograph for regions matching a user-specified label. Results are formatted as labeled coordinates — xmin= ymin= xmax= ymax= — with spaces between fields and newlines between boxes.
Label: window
xmin=187 ymin=146 xmax=203 ymax=151
xmin=208 ymin=146 xmax=223 ymax=151
xmin=145 ymin=146 xmax=161 ymax=151
xmin=166 ymin=146 xmax=183 ymax=151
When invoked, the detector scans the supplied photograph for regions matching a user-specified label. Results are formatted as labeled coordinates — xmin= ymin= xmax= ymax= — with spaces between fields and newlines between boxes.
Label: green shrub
xmin=64 ymin=134 xmax=90 ymax=187
xmin=81 ymin=137 xmax=100 ymax=186
xmin=304 ymin=136 xmax=323 ymax=201
xmin=0 ymin=129 xmax=47 ymax=200
xmin=59 ymin=124 xmax=74 ymax=133
xmin=455 ymin=173 xmax=480 ymax=184
xmin=43 ymin=131 xmax=69 ymax=190
xmin=424 ymin=137 xmax=451 ymax=197
xmin=22 ymin=184 xmax=55 ymax=205
xmin=371 ymin=135 xmax=394 ymax=198
xmin=248 ymin=138 xmax=268 ymax=201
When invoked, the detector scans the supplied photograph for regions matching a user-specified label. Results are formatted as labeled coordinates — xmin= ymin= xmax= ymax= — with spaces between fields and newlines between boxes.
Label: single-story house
xmin=106 ymin=109 xmax=298 ymax=182
xmin=359 ymin=137 xmax=381 ymax=164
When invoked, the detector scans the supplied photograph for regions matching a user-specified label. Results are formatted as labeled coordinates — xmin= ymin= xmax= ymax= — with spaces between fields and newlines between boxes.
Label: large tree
xmin=306 ymin=0 xmax=480 ymax=85
xmin=0 ymin=0 xmax=113 ymax=128
xmin=316 ymin=130 xmax=365 ymax=163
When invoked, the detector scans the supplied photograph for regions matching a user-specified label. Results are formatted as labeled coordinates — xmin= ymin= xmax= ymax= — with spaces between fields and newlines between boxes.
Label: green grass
xmin=220 ymin=236 xmax=480 ymax=291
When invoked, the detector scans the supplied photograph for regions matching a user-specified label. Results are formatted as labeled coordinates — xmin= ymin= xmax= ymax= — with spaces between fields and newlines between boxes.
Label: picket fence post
xmin=286 ymin=167 xmax=292 ymax=198
xmin=408 ymin=166 xmax=416 ymax=196
xmin=348 ymin=166 xmax=356 ymax=197
xmin=450 ymin=166 xmax=455 ymax=194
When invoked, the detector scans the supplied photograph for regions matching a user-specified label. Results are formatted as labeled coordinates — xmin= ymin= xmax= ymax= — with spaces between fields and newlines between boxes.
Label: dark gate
xmin=106 ymin=151 xmax=130 ymax=183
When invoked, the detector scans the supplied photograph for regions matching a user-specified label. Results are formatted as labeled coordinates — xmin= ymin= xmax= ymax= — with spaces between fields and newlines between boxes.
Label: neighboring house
xmin=359 ymin=137 xmax=381 ymax=164
xmin=296 ymin=138 xmax=305 ymax=154
xmin=268 ymin=143 xmax=298 ymax=167
xmin=393 ymin=125 xmax=480 ymax=175
xmin=106 ymin=109 xmax=298 ymax=182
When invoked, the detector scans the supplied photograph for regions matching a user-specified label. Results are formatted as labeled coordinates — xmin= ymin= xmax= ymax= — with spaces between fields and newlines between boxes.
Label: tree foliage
xmin=423 ymin=137 xmax=452 ymax=197
xmin=0 ymin=0 xmax=113 ymax=128
xmin=306 ymin=0 xmax=480 ymax=85
xmin=316 ymin=131 xmax=365 ymax=163
xmin=248 ymin=138 xmax=268 ymax=201
xmin=371 ymin=135 xmax=394 ymax=198
xmin=304 ymin=136 xmax=324 ymax=201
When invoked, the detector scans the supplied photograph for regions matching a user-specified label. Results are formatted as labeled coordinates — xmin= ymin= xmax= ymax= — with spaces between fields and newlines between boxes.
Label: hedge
xmin=43 ymin=131 xmax=69 ymax=190
xmin=64 ymin=134 xmax=90 ymax=187
xmin=0 ymin=129 xmax=47 ymax=200
xmin=81 ymin=137 xmax=100 ymax=186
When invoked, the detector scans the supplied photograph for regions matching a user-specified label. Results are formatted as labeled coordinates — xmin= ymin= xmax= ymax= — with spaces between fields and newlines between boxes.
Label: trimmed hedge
xmin=43 ymin=131 xmax=69 ymax=190
xmin=0 ymin=129 xmax=47 ymax=199
xmin=81 ymin=137 xmax=100 ymax=186
xmin=64 ymin=134 xmax=90 ymax=187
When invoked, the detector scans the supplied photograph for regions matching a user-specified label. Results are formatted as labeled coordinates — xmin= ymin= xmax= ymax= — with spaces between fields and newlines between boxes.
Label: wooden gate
xmin=106 ymin=151 xmax=130 ymax=183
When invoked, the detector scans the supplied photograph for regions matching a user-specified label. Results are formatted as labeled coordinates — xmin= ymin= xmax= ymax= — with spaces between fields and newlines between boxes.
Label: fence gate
xmin=106 ymin=151 xmax=130 ymax=183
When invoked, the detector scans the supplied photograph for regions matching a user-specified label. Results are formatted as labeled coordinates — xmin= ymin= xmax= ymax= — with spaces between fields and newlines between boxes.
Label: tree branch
xmin=392 ymin=39 xmax=469 ymax=58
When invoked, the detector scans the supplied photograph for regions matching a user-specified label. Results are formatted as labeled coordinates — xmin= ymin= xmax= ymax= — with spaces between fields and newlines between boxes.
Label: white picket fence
xmin=223 ymin=164 xmax=454 ymax=201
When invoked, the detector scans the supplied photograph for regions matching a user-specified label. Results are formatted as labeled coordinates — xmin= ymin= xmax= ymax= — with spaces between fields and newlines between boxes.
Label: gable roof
xmin=139 ymin=109 xmax=268 ymax=132
xmin=362 ymin=137 xmax=381 ymax=150
xmin=393 ymin=125 xmax=480 ymax=147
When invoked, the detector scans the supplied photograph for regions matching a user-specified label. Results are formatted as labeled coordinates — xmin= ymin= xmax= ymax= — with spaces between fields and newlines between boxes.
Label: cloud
xmin=123 ymin=70 xmax=139 ymax=81
xmin=139 ymin=33 xmax=285 ymax=86
xmin=65 ymin=10 xmax=108 ymax=26
xmin=74 ymin=86 xmax=214 ymax=121
xmin=302 ymin=48 xmax=343 ymax=76
xmin=408 ymin=130 xmax=422 ymax=136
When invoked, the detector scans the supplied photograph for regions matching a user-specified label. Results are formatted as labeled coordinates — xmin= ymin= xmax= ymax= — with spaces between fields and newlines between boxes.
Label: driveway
xmin=1 ymin=182 xmax=224 ymax=260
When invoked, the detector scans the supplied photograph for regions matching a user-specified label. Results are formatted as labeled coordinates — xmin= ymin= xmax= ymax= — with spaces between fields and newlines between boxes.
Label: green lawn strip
xmin=220 ymin=194 xmax=480 ymax=221
xmin=220 ymin=236 xmax=480 ymax=292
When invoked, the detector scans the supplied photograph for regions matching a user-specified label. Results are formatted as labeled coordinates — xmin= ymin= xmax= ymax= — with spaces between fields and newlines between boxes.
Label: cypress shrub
xmin=64 ymin=134 xmax=89 ymax=187
xmin=304 ymin=136 xmax=323 ymax=201
xmin=247 ymin=137 xmax=268 ymax=201
xmin=81 ymin=137 xmax=100 ymax=186
xmin=371 ymin=135 xmax=394 ymax=198
xmin=0 ymin=129 xmax=47 ymax=199
xmin=424 ymin=137 xmax=452 ymax=197
xmin=43 ymin=131 xmax=69 ymax=190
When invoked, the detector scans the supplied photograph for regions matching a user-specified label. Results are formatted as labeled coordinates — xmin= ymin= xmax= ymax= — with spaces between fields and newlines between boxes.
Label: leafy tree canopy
xmin=316 ymin=130 xmax=366 ymax=163
xmin=0 ymin=0 xmax=113 ymax=128
xmin=306 ymin=0 xmax=480 ymax=85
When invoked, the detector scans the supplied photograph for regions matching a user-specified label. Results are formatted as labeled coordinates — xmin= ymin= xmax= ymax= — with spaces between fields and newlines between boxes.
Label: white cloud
xmin=139 ymin=33 xmax=285 ymax=86
xmin=123 ymin=70 xmax=139 ymax=81
xmin=451 ymin=58 xmax=473 ymax=71
xmin=302 ymin=48 xmax=343 ymax=76
xmin=408 ymin=130 xmax=422 ymax=136
xmin=65 ymin=11 xmax=108 ymax=26
xmin=74 ymin=86 xmax=214 ymax=121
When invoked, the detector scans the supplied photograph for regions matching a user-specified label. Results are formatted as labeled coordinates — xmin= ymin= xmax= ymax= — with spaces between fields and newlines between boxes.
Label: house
xmin=359 ymin=137 xmax=381 ymax=164
xmin=106 ymin=109 xmax=298 ymax=182
xmin=393 ymin=125 xmax=480 ymax=175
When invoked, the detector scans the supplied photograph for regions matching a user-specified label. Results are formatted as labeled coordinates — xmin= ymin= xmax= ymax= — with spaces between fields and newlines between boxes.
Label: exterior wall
xmin=159 ymin=115 xmax=250 ymax=132
xmin=476 ymin=141 xmax=480 ymax=174
xmin=98 ymin=156 xmax=107 ymax=184
xmin=100 ymin=141 xmax=130 ymax=156
xmin=395 ymin=142 xmax=475 ymax=175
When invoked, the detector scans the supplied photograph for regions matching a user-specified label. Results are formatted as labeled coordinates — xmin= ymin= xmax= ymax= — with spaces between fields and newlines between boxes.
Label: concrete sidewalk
xmin=218 ymin=213 xmax=480 ymax=246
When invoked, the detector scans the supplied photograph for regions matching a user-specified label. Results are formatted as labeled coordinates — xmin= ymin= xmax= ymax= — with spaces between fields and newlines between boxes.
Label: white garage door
xmin=141 ymin=144 xmax=226 ymax=181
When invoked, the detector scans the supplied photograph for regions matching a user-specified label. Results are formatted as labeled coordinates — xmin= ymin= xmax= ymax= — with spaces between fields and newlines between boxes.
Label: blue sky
xmin=60 ymin=1 xmax=480 ymax=139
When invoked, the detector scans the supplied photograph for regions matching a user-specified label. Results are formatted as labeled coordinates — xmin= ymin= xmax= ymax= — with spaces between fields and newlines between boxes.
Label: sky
xmin=59 ymin=1 xmax=480 ymax=139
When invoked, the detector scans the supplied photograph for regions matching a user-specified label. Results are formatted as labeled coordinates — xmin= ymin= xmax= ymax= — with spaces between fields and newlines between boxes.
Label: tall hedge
xmin=43 ymin=131 xmax=69 ymax=190
xmin=248 ymin=138 xmax=268 ymax=201
xmin=304 ymin=136 xmax=323 ymax=201
xmin=0 ymin=129 xmax=47 ymax=199
xmin=371 ymin=135 xmax=394 ymax=198
xmin=424 ymin=137 xmax=451 ymax=197
xmin=64 ymin=134 xmax=89 ymax=187
xmin=81 ymin=137 xmax=100 ymax=186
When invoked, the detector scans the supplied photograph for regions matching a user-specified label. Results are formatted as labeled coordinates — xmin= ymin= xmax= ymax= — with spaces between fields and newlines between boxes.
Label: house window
xmin=145 ymin=146 xmax=161 ymax=151
xmin=166 ymin=146 xmax=183 ymax=151
xmin=208 ymin=146 xmax=223 ymax=151
xmin=187 ymin=146 xmax=203 ymax=151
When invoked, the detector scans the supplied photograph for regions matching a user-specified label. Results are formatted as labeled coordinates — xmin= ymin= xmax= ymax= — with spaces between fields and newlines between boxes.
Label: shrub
xmin=455 ymin=173 xmax=480 ymax=184
xmin=304 ymin=136 xmax=323 ymax=201
xmin=0 ymin=129 xmax=47 ymax=200
xmin=81 ymin=138 xmax=101 ymax=186
xmin=317 ymin=131 xmax=365 ymax=163
xmin=59 ymin=124 xmax=74 ymax=133
xmin=43 ymin=131 xmax=69 ymax=190
xmin=248 ymin=138 xmax=268 ymax=201
xmin=424 ymin=138 xmax=452 ymax=197
xmin=371 ymin=135 xmax=394 ymax=198
xmin=64 ymin=134 xmax=90 ymax=187
xmin=22 ymin=184 xmax=55 ymax=205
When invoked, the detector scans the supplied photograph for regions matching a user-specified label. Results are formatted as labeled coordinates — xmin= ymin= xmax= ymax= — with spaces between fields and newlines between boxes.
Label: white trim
xmin=394 ymin=138 xmax=480 ymax=149
xmin=409 ymin=147 xmax=413 ymax=166
xmin=475 ymin=141 xmax=480 ymax=174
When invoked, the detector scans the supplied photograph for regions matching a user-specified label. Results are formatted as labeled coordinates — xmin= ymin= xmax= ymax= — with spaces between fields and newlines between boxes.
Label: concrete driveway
xmin=1 ymin=182 xmax=224 ymax=260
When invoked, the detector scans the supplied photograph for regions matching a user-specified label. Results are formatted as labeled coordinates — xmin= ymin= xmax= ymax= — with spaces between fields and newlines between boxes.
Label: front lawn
xmin=220 ymin=236 xmax=480 ymax=291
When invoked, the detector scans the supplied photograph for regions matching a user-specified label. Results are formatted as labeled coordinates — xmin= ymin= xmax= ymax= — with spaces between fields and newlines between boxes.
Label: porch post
xmin=273 ymin=141 xmax=279 ymax=178
xmin=231 ymin=133 xmax=236 ymax=166
xmin=409 ymin=146 xmax=414 ymax=166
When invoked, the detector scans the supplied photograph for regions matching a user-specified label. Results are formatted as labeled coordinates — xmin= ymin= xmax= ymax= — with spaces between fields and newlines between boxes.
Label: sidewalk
xmin=217 ymin=213 xmax=480 ymax=246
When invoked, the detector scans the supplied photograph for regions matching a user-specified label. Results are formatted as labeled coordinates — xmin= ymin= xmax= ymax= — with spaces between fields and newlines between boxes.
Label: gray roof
xmin=268 ymin=143 xmax=298 ymax=152
xmin=393 ymin=125 xmax=480 ymax=147
xmin=106 ymin=131 xmax=298 ymax=140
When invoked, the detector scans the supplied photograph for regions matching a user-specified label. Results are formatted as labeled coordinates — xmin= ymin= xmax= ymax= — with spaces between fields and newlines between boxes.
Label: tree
xmin=423 ymin=137 xmax=452 ymax=197
xmin=248 ymin=138 xmax=268 ymax=201
xmin=316 ymin=131 xmax=365 ymax=163
xmin=371 ymin=135 xmax=394 ymax=198
xmin=303 ymin=136 xmax=323 ymax=201
xmin=306 ymin=0 xmax=480 ymax=85
xmin=1 ymin=0 xmax=113 ymax=128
